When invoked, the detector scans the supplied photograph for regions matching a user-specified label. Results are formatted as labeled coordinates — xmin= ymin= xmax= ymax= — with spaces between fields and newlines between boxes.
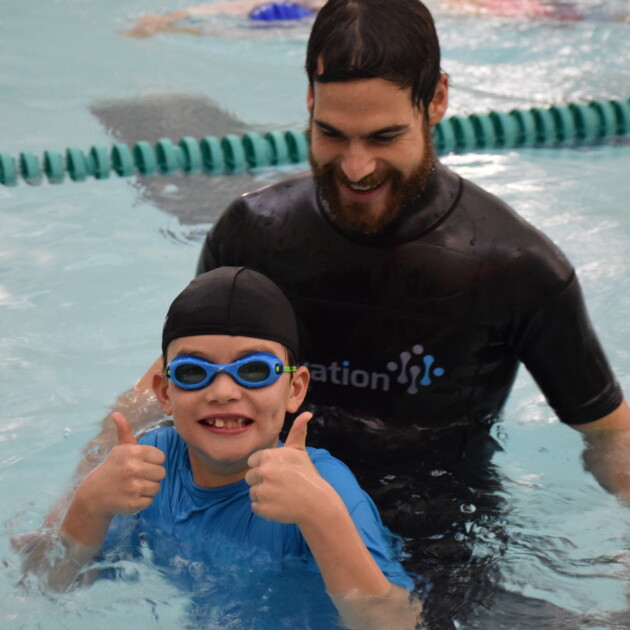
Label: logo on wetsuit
xmin=306 ymin=344 xmax=445 ymax=394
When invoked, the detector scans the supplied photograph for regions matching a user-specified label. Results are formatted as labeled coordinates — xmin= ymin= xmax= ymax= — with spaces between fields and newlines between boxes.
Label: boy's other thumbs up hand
xmin=246 ymin=412 xmax=329 ymax=525
xmin=283 ymin=412 xmax=312 ymax=451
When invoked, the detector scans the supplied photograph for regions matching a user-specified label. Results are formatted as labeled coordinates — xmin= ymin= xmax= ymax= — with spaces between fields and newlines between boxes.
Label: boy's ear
xmin=286 ymin=366 xmax=310 ymax=413
xmin=152 ymin=368 xmax=173 ymax=416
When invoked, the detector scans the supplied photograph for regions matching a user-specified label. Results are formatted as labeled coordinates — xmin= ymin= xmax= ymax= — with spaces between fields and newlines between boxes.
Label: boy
xmin=36 ymin=266 xmax=421 ymax=629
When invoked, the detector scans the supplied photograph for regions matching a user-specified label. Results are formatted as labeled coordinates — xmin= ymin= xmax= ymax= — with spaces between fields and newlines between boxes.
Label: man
xmin=62 ymin=0 xmax=630 ymax=626
xmin=197 ymin=0 xmax=630 ymax=460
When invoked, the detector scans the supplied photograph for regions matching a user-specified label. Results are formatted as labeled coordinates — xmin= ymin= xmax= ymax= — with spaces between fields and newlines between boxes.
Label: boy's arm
xmin=44 ymin=359 xmax=165 ymax=527
xmin=245 ymin=413 xmax=422 ymax=630
xmin=19 ymin=414 xmax=165 ymax=592
xmin=296 ymin=487 xmax=421 ymax=630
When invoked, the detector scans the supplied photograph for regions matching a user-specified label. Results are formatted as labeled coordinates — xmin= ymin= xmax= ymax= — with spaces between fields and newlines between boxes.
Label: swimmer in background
xmin=124 ymin=0 xmax=325 ymax=37
xmin=442 ymin=0 xmax=629 ymax=21
xmin=19 ymin=267 xmax=421 ymax=630
xmin=123 ymin=0 xmax=628 ymax=37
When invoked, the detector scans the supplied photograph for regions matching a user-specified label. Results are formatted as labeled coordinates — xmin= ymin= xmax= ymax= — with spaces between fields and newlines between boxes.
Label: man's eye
xmin=320 ymin=128 xmax=343 ymax=139
xmin=371 ymin=134 xmax=400 ymax=144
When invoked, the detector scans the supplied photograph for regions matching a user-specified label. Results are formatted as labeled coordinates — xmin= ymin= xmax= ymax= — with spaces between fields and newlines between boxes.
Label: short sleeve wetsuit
xmin=197 ymin=163 xmax=622 ymax=432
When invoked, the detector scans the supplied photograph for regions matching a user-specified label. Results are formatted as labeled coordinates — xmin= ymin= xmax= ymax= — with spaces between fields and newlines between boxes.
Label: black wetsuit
xmin=197 ymin=163 xmax=623 ymax=627
xmin=198 ymin=163 xmax=621 ymax=430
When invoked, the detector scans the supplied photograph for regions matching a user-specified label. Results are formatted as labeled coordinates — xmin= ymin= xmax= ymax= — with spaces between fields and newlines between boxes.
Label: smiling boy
xmin=46 ymin=266 xmax=421 ymax=629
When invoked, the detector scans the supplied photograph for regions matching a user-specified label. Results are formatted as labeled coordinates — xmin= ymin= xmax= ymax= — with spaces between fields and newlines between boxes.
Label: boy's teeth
xmin=207 ymin=418 xmax=247 ymax=428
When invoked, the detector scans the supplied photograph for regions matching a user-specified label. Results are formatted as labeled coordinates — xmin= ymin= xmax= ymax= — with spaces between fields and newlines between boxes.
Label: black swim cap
xmin=162 ymin=267 xmax=299 ymax=359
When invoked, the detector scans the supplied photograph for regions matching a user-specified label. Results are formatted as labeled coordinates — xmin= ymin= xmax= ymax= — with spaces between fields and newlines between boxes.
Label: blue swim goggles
xmin=165 ymin=353 xmax=297 ymax=390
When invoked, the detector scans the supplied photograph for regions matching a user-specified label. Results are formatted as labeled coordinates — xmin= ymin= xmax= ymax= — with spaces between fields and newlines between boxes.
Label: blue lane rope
xmin=1 ymin=98 xmax=629 ymax=186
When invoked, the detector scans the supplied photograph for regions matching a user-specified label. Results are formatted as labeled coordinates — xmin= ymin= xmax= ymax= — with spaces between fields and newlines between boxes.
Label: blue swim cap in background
xmin=249 ymin=1 xmax=315 ymax=21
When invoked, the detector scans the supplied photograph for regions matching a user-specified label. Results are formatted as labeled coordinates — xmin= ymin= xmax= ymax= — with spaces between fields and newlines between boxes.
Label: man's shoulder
xmin=453 ymin=169 xmax=525 ymax=225
xmin=209 ymin=171 xmax=320 ymax=248
xmin=234 ymin=170 xmax=317 ymax=214
xmin=449 ymin=167 xmax=569 ymax=260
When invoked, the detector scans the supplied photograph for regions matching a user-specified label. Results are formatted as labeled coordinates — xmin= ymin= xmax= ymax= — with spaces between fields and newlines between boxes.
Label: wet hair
xmin=306 ymin=0 xmax=441 ymax=112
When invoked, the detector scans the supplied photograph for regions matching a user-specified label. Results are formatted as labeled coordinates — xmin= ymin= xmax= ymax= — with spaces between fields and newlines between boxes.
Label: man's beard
xmin=309 ymin=124 xmax=436 ymax=235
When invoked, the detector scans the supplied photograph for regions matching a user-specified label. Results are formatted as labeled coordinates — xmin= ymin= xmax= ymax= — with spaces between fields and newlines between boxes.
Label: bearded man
xmin=198 ymin=0 xmax=628 ymax=437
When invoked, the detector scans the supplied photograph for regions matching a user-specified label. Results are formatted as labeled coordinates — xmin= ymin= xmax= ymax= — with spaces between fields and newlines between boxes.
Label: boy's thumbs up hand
xmin=245 ymin=412 xmax=336 ymax=526
xmin=78 ymin=414 xmax=166 ymax=518
xmin=58 ymin=415 xmax=167 ymax=551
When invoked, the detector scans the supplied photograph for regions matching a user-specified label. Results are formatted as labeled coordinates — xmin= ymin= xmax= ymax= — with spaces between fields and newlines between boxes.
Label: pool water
xmin=2 ymin=1 xmax=630 ymax=628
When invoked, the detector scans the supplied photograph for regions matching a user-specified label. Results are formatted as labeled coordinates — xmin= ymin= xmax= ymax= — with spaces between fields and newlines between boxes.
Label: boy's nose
xmin=205 ymin=372 xmax=242 ymax=403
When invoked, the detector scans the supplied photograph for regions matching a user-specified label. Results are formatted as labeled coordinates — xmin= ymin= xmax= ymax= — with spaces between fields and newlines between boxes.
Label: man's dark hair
xmin=306 ymin=0 xmax=441 ymax=112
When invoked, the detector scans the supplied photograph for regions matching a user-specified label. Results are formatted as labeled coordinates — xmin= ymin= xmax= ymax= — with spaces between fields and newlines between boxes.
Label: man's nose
xmin=340 ymin=142 xmax=376 ymax=183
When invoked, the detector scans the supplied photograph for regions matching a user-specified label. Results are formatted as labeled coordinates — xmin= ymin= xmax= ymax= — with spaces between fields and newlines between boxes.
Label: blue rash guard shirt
xmin=105 ymin=427 xmax=413 ymax=594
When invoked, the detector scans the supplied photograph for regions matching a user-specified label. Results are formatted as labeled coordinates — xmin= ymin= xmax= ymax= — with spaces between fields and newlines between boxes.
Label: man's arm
xmin=245 ymin=413 xmax=422 ymax=630
xmin=572 ymin=399 xmax=630 ymax=505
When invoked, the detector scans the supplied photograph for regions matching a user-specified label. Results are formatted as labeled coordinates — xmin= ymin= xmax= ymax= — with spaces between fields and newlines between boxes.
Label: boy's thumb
xmin=112 ymin=412 xmax=138 ymax=446
xmin=283 ymin=412 xmax=312 ymax=451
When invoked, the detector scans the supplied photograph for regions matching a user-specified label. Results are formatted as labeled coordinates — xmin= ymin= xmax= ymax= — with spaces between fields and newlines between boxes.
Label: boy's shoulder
xmin=139 ymin=425 xmax=183 ymax=456
xmin=304 ymin=445 xmax=368 ymax=503
xmin=305 ymin=445 xmax=347 ymax=469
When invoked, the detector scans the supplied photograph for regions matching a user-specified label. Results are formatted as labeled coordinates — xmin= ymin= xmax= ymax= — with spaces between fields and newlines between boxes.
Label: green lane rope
xmin=1 ymin=98 xmax=629 ymax=186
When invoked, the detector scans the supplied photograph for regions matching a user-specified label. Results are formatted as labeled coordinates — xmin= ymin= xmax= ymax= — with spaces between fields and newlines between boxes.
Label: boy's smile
xmin=154 ymin=334 xmax=309 ymax=488
xmin=199 ymin=415 xmax=253 ymax=432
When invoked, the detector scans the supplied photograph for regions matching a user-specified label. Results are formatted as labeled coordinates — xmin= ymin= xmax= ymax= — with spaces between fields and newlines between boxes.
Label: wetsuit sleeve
xmin=311 ymin=450 xmax=415 ymax=590
xmin=514 ymin=272 xmax=623 ymax=425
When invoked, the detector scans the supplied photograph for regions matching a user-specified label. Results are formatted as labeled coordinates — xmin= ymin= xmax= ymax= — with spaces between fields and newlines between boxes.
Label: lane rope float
xmin=1 ymin=98 xmax=629 ymax=186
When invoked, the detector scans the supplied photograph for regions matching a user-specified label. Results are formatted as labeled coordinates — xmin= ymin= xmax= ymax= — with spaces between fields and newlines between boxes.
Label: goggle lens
xmin=236 ymin=360 xmax=273 ymax=383
xmin=173 ymin=363 xmax=208 ymax=387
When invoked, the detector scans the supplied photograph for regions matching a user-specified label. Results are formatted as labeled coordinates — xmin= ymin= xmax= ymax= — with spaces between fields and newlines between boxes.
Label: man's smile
xmin=340 ymin=179 xmax=388 ymax=203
